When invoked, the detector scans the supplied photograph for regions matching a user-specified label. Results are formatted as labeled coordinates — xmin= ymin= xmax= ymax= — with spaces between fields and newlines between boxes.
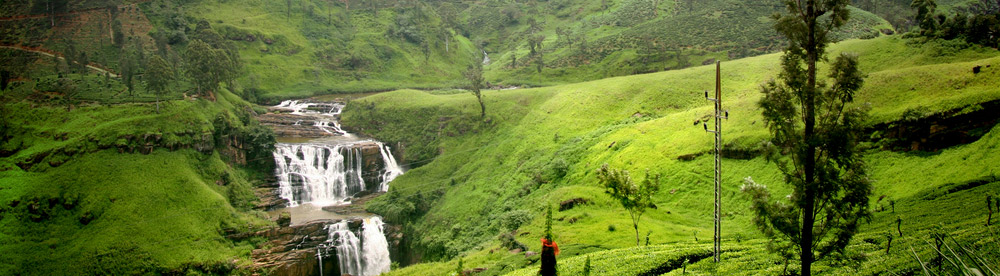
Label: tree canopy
xmin=145 ymin=55 xmax=174 ymax=113
xmin=184 ymin=39 xmax=240 ymax=98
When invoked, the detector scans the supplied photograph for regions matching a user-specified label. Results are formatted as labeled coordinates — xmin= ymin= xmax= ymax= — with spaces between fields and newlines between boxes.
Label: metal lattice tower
xmin=704 ymin=61 xmax=726 ymax=263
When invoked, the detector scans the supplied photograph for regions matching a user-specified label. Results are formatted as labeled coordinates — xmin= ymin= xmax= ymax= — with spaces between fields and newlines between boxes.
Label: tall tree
xmin=146 ymin=55 xmax=174 ymax=113
xmin=912 ymin=0 xmax=940 ymax=36
xmin=742 ymin=1 xmax=871 ymax=275
xmin=597 ymin=164 xmax=661 ymax=247
xmin=184 ymin=39 xmax=239 ymax=98
xmin=463 ymin=61 xmax=486 ymax=119
xmin=63 ymin=41 xmax=78 ymax=73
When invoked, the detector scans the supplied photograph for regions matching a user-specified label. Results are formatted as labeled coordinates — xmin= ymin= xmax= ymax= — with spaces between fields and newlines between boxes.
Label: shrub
xmin=500 ymin=209 xmax=532 ymax=231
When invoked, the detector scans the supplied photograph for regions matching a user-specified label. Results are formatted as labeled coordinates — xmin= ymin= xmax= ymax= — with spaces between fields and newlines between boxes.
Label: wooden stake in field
xmin=704 ymin=61 xmax=727 ymax=262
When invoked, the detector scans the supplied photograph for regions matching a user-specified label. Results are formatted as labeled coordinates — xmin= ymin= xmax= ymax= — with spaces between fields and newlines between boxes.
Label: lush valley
xmin=344 ymin=36 xmax=1000 ymax=275
xmin=1 ymin=0 xmax=999 ymax=275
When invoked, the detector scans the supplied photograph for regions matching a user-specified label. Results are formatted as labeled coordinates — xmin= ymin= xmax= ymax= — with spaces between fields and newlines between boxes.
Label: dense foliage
xmin=909 ymin=0 xmax=1000 ymax=48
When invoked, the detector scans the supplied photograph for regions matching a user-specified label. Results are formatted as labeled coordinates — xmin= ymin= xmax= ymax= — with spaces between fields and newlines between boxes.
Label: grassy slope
xmin=164 ymin=0 xmax=891 ymax=98
xmin=481 ymin=2 xmax=893 ymax=87
xmin=170 ymin=0 xmax=481 ymax=100
xmin=1 ymin=0 xmax=892 ymax=101
xmin=343 ymin=36 xmax=1000 ymax=275
xmin=0 ymin=90 xmax=271 ymax=275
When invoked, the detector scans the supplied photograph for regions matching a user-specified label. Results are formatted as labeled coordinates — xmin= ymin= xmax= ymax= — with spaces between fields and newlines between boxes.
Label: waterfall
xmin=325 ymin=217 xmax=392 ymax=276
xmin=361 ymin=217 xmax=391 ymax=276
xmin=482 ymin=50 xmax=490 ymax=65
xmin=274 ymin=142 xmax=404 ymax=206
xmin=316 ymin=247 xmax=324 ymax=276
xmin=314 ymin=121 xmax=346 ymax=135
xmin=275 ymin=100 xmax=344 ymax=116
xmin=328 ymin=221 xmax=364 ymax=276
xmin=275 ymin=100 xmax=346 ymax=135
xmin=273 ymin=144 xmax=365 ymax=206
xmin=377 ymin=143 xmax=403 ymax=192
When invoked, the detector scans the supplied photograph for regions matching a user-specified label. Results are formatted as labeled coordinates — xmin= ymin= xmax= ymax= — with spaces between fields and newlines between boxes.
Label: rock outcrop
xmin=258 ymin=113 xmax=340 ymax=138
xmin=249 ymin=219 xmax=336 ymax=276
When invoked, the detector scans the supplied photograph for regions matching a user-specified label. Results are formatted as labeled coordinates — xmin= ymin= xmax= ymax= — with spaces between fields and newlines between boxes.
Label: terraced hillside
xmin=342 ymin=36 xmax=1000 ymax=275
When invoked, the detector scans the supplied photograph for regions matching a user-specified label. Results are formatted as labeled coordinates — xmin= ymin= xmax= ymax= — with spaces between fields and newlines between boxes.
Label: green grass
xmin=483 ymin=3 xmax=893 ymax=87
xmin=0 ymin=89 xmax=273 ymax=274
xmin=164 ymin=0 xmax=482 ymax=100
xmin=2 ymin=0 xmax=901 ymax=102
xmin=344 ymin=36 xmax=1000 ymax=274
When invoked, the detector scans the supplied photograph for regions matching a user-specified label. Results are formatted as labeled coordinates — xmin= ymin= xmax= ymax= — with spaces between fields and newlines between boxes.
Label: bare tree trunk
xmin=477 ymin=95 xmax=485 ymax=119
xmin=633 ymin=223 xmax=640 ymax=246
xmin=800 ymin=2 xmax=819 ymax=275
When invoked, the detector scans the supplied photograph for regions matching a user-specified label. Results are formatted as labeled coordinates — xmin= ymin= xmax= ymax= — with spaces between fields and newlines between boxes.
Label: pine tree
xmin=741 ymin=1 xmax=872 ymax=275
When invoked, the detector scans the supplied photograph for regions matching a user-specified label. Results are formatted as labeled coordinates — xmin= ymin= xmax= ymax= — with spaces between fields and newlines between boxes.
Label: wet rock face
xmin=251 ymin=220 xmax=340 ymax=276
xmin=357 ymin=142 xmax=388 ymax=194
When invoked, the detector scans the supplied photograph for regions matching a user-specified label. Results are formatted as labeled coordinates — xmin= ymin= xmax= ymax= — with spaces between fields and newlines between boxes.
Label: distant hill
xmin=1 ymin=0 xmax=896 ymax=101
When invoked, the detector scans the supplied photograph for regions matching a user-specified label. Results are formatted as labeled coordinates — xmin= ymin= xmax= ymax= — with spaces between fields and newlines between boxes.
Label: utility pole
xmin=703 ymin=61 xmax=727 ymax=262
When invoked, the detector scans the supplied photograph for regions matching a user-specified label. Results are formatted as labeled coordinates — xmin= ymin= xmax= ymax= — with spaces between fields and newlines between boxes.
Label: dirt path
xmin=0 ymin=44 xmax=119 ymax=77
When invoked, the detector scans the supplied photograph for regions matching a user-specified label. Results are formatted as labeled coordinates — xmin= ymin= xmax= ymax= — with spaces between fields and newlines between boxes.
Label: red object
xmin=541 ymin=238 xmax=560 ymax=255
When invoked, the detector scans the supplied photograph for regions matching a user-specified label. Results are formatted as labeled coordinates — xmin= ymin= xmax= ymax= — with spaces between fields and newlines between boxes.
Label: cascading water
xmin=324 ymin=217 xmax=392 ymax=276
xmin=328 ymin=221 xmax=364 ymax=276
xmin=273 ymin=100 xmax=346 ymax=135
xmin=275 ymin=100 xmax=344 ymax=116
xmin=273 ymin=143 xmax=365 ymax=206
xmin=361 ymin=217 xmax=391 ymax=275
xmin=377 ymin=143 xmax=402 ymax=192
xmin=273 ymin=141 xmax=404 ymax=206
xmin=267 ymin=99 xmax=401 ymax=276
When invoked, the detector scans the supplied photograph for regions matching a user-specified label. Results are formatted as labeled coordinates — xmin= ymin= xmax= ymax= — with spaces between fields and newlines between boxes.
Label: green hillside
xmin=1 ymin=0 xmax=893 ymax=102
xmin=0 ymin=89 xmax=275 ymax=274
xmin=3 ymin=0 xmax=999 ymax=275
xmin=343 ymin=36 xmax=1000 ymax=275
